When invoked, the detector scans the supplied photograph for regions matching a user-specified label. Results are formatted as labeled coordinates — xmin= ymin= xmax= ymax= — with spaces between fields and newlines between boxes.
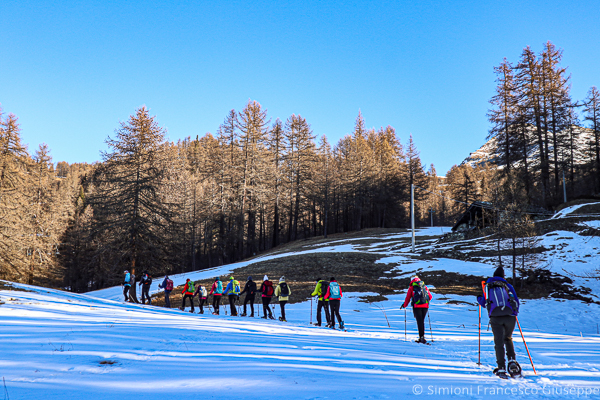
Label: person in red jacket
xmin=401 ymin=276 xmax=433 ymax=344
xmin=180 ymin=278 xmax=195 ymax=313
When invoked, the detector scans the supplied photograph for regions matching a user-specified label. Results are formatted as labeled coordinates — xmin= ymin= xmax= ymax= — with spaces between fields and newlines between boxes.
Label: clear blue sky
xmin=1 ymin=0 xmax=599 ymax=174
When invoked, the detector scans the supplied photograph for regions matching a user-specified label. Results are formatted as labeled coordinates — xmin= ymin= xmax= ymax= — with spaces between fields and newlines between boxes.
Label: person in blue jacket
xmin=477 ymin=266 xmax=521 ymax=377
xmin=122 ymin=270 xmax=132 ymax=301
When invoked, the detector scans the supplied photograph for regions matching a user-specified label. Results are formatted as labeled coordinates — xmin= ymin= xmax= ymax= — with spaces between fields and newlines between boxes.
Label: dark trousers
xmin=317 ymin=300 xmax=330 ymax=325
xmin=413 ymin=307 xmax=428 ymax=338
xmin=490 ymin=315 xmax=516 ymax=369
xmin=164 ymin=290 xmax=171 ymax=308
xmin=279 ymin=301 xmax=287 ymax=320
xmin=213 ymin=295 xmax=221 ymax=314
xmin=198 ymin=297 xmax=206 ymax=313
xmin=141 ymin=287 xmax=151 ymax=304
xmin=228 ymin=294 xmax=238 ymax=316
xmin=244 ymin=294 xmax=255 ymax=315
xmin=182 ymin=294 xmax=194 ymax=311
xmin=329 ymin=299 xmax=342 ymax=328
xmin=262 ymin=296 xmax=273 ymax=317
xmin=123 ymin=285 xmax=130 ymax=301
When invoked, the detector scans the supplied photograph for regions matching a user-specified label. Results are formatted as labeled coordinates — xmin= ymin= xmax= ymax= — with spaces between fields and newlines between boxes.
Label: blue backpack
xmin=486 ymin=281 xmax=518 ymax=316
xmin=329 ymin=282 xmax=341 ymax=300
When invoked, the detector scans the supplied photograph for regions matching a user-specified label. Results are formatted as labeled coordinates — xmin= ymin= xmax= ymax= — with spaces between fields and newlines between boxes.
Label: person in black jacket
xmin=240 ymin=276 xmax=257 ymax=317
xmin=138 ymin=271 xmax=153 ymax=305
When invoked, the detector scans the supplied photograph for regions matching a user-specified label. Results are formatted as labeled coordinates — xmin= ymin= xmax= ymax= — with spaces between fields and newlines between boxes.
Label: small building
xmin=451 ymin=201 xmax=496 ymax=232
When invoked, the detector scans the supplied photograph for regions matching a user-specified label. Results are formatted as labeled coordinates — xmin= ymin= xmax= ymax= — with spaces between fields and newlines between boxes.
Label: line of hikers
xmin=123 ymin=267 xmax=521 ymax=375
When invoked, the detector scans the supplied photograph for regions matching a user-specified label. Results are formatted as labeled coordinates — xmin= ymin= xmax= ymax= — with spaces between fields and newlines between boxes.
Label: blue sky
xmin=1 ymin=0 xmax=599 ymax=174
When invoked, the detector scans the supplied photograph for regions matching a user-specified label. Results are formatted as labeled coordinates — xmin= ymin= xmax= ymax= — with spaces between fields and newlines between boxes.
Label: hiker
xmin=209 ymin=277 xmax=223 ymax=315
xmin=400 ymin=276 xmax=433 ymax=344
xmin=194 ymin=283 xmax=208 ymax=314
xmin=477 ymin=267 xmax=521 ymax=378
xmin=324 ymin=277 xmax=344 ymax=330
xmin=138 ymin=271 xmax=153 ymax=305
xmin=311 ymin=278 xmax=331 ymax=327
xmin=274 ymin=276 xmax=291 ymax=322
xmin=180 ymin=278 xmax=195 ymax=312
xmin=259 ymin=275 xmax=275 ymax=320
xmin=158 ymin=275 xmax=173 ymax=308
xmin=122 ymin=270 xmax=132 ymax=302
xmin=222 ymin=276 xmax=240 ymax=316
xmin=240 ymin=276 xmax=257 ymax=317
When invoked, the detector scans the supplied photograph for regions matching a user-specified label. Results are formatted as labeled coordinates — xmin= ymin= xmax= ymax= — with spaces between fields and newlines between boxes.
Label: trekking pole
xmin=404 ymin=308 xmax=407 ymax=341
xmin=516 ymin=317 xmax=537 ymax=375
xmin=310 ymin=297 xmax=313 ymax=325
xmin=427 ymin=310 xmax=434 ymax=342
xmin=478 ymin=303 xmax=481 ymax=365
xmin=377 ymin=304 xmax=391 ymax=328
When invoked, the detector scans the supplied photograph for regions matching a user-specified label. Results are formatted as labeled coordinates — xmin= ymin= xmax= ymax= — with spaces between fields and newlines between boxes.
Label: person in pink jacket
xmin=324 ymin=277 xmax=344 ymax=330
xmin=401 ymin=276 xmax=433 ymax=344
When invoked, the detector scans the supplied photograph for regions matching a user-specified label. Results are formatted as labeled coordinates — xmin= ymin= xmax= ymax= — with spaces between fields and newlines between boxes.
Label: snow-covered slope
xmin=2 ymin=225 xmax=600 ymax=399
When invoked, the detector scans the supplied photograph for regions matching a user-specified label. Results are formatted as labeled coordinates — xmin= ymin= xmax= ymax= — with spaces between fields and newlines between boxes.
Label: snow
xmin=552 ymin=202 xmax=600 ymax=219
xmin=2 ymin=282 xmax=600 ymax=399
xmin=2 ymin=223 xmax=600 ymax=398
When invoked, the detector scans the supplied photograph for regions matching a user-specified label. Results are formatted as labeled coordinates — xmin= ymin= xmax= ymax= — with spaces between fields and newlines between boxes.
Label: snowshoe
xmin=269 ymin=315 xmax=275 ymax=320
xmin=261 ymin=316 xmax=267 ymax=319
xmin=249 ymin=314 xmax=254 ymax=318
xmin=507 ymin=360 xmax=522 ymax=378
xmin=415 ymin=336 xmax=427 ymax=344
xmin=339 ymin=321 xmax=345 ymax=330
xmin=493 ymin=368 xmax=509 ymax=379
xmin=240 ymin=313 xmax=247 ymax=317
xmin=190 ymin=310 xmax=195 ymax=313
xmin=212 ymin=312 xmax=219 ymax=315
xmin=315 ymin=323 xmax=321 ymax=327
xmin=198 ymin=310 xmax=204 ymax=314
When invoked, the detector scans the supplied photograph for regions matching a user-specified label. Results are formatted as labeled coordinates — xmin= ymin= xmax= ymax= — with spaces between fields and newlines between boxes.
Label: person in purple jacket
xmin=477 ymin=266 xmax=521 ymax=377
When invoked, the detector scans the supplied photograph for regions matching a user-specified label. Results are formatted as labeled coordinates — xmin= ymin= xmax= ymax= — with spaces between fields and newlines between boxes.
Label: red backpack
xmin=263 ymin=281 xmax=274 ymax=296
xmin=165 ymin=279 xmax=174 ymax=291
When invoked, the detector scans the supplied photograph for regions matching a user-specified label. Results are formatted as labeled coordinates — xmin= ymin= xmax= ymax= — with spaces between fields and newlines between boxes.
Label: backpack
xmin=124 ymin=273 xmax=131 ymax=285
xmin=280 ymin=282 xmax=290 ymax=296
xmin=411 ymin=281 xmax=429 ymax=306
xmin=320 ymin=280 xmax=329 ymax=297
xmin=165 ymin=279 xmax=173 ymax=291
xmin=263 ymin=281 xmax=274 ymax=296
xmin=328 ymin=282 xmax=341 ymax=300
xmin=234 ymin=280 xmax=241 ymax=295
xmin=486 ymin=280 xmax=517 ymax=317
xmin=200 ymin=286 xmax=207 ymax=297
xmin=216 ymin=280 xmax=223 ymax=294
xmin=187 ymin=281 xmax=195 ymax=294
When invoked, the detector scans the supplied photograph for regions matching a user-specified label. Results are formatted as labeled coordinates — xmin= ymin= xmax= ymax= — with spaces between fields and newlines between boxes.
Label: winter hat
xmin=186 ymin=278 xmax=190 ymax=282
xmin=330 ymin=277 xmax=335 ymax=282
xmin=493 ymin=266 xmax=505 ymax=278
xmin=230 ymin=276 xmax=234 ymax=280
xmin=215 ymin=277 xmax=220 ymax=281
xmin=279 ymin=276 xmax=285 ymax=283
xmin=264 ymin=275 xmax=268 ymax=281
xmin=124 ymin=270 xmax=129 ymax=274
xmin=316 ymin=278 xmax=321 ymax=283
xmin=248 ymin=276 xmax=252 ymax=281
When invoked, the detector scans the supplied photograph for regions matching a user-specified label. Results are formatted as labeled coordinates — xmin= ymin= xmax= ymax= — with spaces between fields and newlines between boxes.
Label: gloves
xmin=400 ymin=305 xmax=404 ymax=310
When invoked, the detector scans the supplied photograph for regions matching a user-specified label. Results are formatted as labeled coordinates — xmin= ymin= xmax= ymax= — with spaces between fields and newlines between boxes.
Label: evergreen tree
xmin=87 ymin=107 xmax=172 ymax=298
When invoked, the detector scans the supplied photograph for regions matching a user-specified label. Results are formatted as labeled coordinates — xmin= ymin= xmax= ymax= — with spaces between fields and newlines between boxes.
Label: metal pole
xmin=411 ymin=184 xmax=415 ymax=252
xmin=430 ymin=208 xmax=433 ymax=227
xmin=562 ymin=169 xmax=567 ymax=203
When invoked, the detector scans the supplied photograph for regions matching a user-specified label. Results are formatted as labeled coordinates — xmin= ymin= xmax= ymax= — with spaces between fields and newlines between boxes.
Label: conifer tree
xmin=88 ymin=107 xmax=172 ymax=298
xmin=584 ymin=86 xmax=600 ymax=189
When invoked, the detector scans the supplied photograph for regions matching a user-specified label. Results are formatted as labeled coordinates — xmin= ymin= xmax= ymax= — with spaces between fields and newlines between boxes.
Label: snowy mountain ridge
xmin=461 ymin=125 xmax=594 ymax=169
